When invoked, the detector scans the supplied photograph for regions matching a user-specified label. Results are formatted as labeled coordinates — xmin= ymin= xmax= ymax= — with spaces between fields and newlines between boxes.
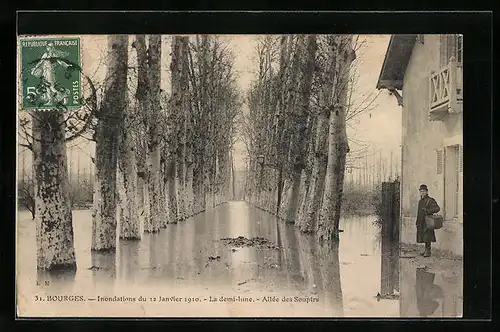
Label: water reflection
xmin=165 ymin=224 xmax=177 ymax=278
xmin=91 ymin=250 xmax=116 ymax=284
xmin=36 ymin=268 xmax=76 ymax=292
xmin=380 ymin=237 xmax=400 ymax=297
xmin=117 ymin=239 xmax=140 ymax=282
xmin=318 ymin=242 xmax=344 ymax=316
xmin=297 ymin=233 xmax=324 ymax=295
xmin=278 ymin=221 xmax=302 ymax=285
xmin=415 ymin=268 xmax=445 ymax=317
xmin=399 ymin=258 xmax=462 ymax=317
xmin=17 ymin=202 xmax=396 ymax=317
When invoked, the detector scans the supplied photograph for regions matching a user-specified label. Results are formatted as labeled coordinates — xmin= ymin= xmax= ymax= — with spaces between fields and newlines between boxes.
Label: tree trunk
xmin=166 ymin=160 xmax=178 ymax=224
xmin=276 ymin=36 xmax=301 ymax=219
xmin=175 ymin=37 xmax=189 ymax=221
xmin=159 ymin=161 xmax=169 ymax=228
xmin=185 ymin=157 xmax=195 ymax=217
xmin=296 ymin=124 xmax=316 ymax=228
xmin=168 ymin=36 xmax=184 ymax=224
xmin=182 ymin=37 xmax=195 ymax=218
xmin=118 ymin=94 xmax=140 ymax=239
xmin=231 ymin=151 xmax=236 ymax=200
xmin=92 ymin=35 xmax=128 ymax=251
xmin=301 ymin=35 xmax=340 ymax=234
xmin=134 ymin=35 xmax=151 ymax=233
xmin=32 ymin=110 xmax=77 ymax=270
xmin=318 ymin=35 xmax=355 ymax=243
xmin=301 ymin=110 xmax=329 ymax=233
xmin=146 ymin=35 xmax=162 ymax=232
xmin=285 ymin=35 xmax=317 ymax=224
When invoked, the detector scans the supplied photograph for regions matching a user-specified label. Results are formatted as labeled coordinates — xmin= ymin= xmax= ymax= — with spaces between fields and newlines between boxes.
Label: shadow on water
xmin=297 ymin=233 xmax=344 ymax=316
xmin=117 ymin=239 xmax=140 ymax=283
xmin=91 ymin=249 xmax=116 ymax=287
xmin=380 ymin=236 xmax=400 ymax=298
xmin=36 ymin=268 xmax=76 ymax=292
xmin=398 ymin=260 xmax=463 ymax=317
xmin=415 ymin=268 xmax=445 ymax=317
xmin=17 ymin=202 xmax=393 ymax=316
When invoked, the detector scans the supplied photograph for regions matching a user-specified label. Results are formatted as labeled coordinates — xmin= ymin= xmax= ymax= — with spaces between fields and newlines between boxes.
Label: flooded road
xmin=16 ymin=201 xmax=461 ymax=317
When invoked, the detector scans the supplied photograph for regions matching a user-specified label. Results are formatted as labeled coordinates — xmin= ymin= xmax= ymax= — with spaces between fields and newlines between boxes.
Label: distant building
xmin=376 ymin=34 xmax=463 ymax=256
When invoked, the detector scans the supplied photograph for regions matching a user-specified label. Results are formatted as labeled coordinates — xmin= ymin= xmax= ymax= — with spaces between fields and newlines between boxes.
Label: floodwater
xmin=16 ymin=201 xmax=462 ymax=318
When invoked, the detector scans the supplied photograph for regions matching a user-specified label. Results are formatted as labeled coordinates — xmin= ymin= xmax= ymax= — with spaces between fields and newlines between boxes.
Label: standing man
xmin=416 ymin=184 xmax=441 ymax=257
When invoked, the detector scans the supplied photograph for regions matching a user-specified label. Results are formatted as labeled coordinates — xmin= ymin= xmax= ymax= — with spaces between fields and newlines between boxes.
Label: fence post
xmin=392 ymin=179 xmax=400 ymax=243
xmin=381 ymin=182 xmax=392 ymax=296
xmin=380 ymin=180 xmax=401 ymax=297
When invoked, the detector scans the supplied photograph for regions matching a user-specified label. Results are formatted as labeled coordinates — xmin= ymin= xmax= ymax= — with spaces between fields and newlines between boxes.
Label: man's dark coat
xmin=416 ymin=195 xmax=441 ymax=243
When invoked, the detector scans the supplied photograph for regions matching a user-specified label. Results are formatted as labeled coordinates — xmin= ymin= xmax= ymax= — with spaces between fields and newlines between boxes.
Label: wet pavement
xmin=16 ymin=201 xmax=462 ymax=317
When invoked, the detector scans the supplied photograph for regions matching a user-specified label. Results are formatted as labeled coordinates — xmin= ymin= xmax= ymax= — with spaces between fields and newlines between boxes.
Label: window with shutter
xmin=459 ymin=144 xmax=463 ymax=172
xmin=457 ymin=35 xmax=463 ymax=64
xmin=439 ymin=35 xmax=447 ymax=67
xmin=436 ymin=150 xmax=443 ymax=174
xmin=439 ymin=34 xmax=462 ymax=67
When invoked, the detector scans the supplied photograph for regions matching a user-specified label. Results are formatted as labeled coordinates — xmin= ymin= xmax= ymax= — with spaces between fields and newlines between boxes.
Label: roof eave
xmin=376 ymin=34 xmax=417 ymax=91
xmin=376 ymin=36 xmax=395 ymax=90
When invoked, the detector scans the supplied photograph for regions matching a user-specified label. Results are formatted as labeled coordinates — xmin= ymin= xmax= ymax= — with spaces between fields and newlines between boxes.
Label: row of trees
xmin=20 ymin=35 xmax=240 ymax=270
xmin=241 ymin=35 xmax=358 ymax=243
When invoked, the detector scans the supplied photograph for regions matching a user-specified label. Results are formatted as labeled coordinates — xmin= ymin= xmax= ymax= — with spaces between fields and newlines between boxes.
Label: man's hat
xmin=419 ymin=184 xmax=428 ymax=191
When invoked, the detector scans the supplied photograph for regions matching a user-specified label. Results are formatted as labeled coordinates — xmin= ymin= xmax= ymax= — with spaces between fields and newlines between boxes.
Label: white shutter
xmin=456 ymin=35 xmax=463 ymax=64
xmin=439 ymin=35 xmax=447 ymax=67
xmin=459 ymin=144 xmax=463 ymax=172
xmin=436 ymin=149 xmax=443 ymax=174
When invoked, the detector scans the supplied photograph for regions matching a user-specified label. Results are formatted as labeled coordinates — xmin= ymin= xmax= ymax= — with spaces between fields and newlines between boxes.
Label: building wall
xmin=400 ymin=35 xmax=463 ymax=256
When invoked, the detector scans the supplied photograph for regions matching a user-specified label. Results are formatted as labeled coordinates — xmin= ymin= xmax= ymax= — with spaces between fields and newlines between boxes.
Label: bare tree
xmin=174 ymin=36 xmax=190 ymax=222
xmin=117 ymin=79 xmax=140 ymax=239
xmin=30 ymin=108 xmax=77 ymax=270
xmin=299 ymin=35 xmax=341 ymax=233
xmin=91 ymin=35 xmax=129 ymax=251
xmin=284 ymin=35 xmax=317 ymax=224
xmin=133 ymin=35 xmax=152 ymax=232
xmin=18 ymin=175 xmax=35 ymax=220
xmin=18 ymin=42 xmax=98 ymax=270
xmin=146 ymin=35 xmax=163 ymax=232
xmin=317 ymin=35 xmax=357 ymax=243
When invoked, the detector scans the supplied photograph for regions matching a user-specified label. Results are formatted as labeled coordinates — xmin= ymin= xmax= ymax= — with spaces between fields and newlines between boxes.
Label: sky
xmin=18 ymin=34 xmax=402 ymax=178
xmin=227 ymin=34 xmax=402 ymax=172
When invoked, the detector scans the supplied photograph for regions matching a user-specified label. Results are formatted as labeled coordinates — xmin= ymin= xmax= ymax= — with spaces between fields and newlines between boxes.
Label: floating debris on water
xmin=87 ymin=266 xmax=101 ymax=271
xmin=219 ymin=236 xmax=282 ymax=250
xmin=237 ymin=280 xmax=247 ymax=286
xmin=399 ymin=255 xmax=416 ymax=259
xmin=208 ymin=255 xmax=221 ymax=261
xmin=376 ymin=292 xmax=400 ymax=301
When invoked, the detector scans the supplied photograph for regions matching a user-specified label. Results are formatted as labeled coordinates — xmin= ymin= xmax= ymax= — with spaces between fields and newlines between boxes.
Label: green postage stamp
xmin=19 ymin=37 xmax=82 ymax=110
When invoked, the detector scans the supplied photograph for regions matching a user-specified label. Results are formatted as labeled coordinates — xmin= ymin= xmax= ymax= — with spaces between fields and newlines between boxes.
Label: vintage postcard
xmin=16 ymin=34 xmax=463 ymax=318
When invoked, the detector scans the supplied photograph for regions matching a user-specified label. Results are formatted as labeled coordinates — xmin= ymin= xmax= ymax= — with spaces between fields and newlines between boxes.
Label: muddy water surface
xmin=16 ymin=201 xmax=459 ymax=317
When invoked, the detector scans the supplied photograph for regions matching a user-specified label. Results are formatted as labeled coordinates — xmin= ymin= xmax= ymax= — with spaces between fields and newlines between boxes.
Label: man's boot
xmin=423 ymin=243 xmax=431 ymax=257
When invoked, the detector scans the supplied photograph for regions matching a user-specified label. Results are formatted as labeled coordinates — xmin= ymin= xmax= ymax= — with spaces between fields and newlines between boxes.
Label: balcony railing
xmin=429 ymin=57 xmax=463 ymax=121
